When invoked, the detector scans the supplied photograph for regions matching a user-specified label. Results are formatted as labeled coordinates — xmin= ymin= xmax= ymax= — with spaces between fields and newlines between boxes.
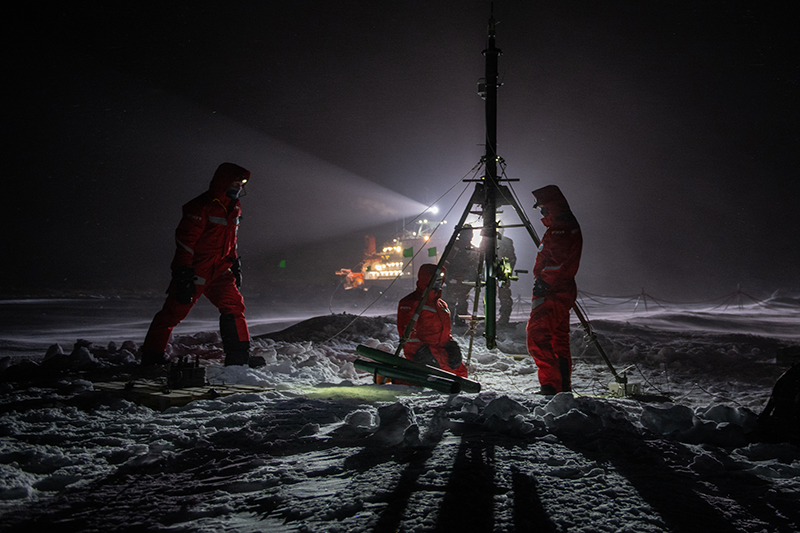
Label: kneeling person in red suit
xmin=397 ymin=264 xmax=468 ymax=378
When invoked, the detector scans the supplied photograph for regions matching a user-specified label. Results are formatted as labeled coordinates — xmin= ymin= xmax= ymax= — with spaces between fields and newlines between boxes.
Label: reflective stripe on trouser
xmin=525 ymin=293 xmax=574 ymax=392
xmin=143 ymin=269 xmax=249 ymax=354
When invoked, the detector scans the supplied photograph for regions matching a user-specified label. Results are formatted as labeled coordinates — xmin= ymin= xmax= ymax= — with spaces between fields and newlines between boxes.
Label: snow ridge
xmin=0 ymin=303 xmax=798 ymax=532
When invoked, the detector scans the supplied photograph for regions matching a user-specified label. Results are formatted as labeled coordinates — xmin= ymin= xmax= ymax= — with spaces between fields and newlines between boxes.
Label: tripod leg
xmin=395 ymin=198 xmax=478 ymax=357
xmin=466 ymin=250 xmax=485 ymax=365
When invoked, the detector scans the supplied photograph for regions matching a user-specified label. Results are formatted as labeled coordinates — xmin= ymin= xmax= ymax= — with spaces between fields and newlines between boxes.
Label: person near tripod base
xmin=444 ymin=224 xmax=479 ymax=326
xmin=526 ymin=185 xmax=582 ymax=394
xmin=141 ymin=162 xmax=255 ymax=367
xmin=497 ymin=229 xmax=517 ymax=326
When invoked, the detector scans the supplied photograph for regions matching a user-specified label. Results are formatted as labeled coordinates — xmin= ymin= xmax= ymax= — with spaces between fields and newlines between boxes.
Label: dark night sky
xmin=4 ymin=1 xmax=799 ymax=302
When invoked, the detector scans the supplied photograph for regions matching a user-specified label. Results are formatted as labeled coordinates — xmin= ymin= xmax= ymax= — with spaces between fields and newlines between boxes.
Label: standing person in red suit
xmin=526 ymin=185 xmax=582 ymax=394
xmin=141 ymin=162 xmax=253 ymax=367
xmin=397 ymin=264 xmax=468 ymax=378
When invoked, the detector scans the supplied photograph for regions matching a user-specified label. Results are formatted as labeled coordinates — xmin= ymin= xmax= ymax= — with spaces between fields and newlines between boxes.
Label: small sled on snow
xmin=93 ymin=356 xmax=274 ymax=411
xmin=92 ymin=379 xmax=272 ymax=411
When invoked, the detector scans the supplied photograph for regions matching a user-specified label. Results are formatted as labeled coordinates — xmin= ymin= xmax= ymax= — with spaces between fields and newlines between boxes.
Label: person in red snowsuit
xmin=397 ymin=264 xmax=468 ymax=378
xmin=141 ymin=163 xmax=253 ymax=366
xmin=526 ymin=185 xmax=582 ymax=394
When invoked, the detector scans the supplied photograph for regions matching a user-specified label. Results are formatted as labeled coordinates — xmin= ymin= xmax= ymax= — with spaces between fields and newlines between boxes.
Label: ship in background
xmin=336 ymin=215 xmax=448 ymax=293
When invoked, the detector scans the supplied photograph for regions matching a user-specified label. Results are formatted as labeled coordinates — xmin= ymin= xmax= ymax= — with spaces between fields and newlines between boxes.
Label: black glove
xmin=230 ymin=257 xmax=242 ymax=288
xmin=173 ymin=266 xmax=196 ymax=305
xmin=413 ymin=345 xmax=439 ymax=368
xmin=443 ymin=339 xmax=462 ymax=368
xmin=533 ymin=277 xmax=549 ymax=297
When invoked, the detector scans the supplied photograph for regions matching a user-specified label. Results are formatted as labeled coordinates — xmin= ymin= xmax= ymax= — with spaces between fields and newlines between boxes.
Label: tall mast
xmin=482 ymin=7 xmax=502 ymax=349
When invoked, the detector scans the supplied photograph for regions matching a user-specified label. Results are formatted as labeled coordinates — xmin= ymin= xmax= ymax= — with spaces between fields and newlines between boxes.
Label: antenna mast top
xmin=478 ymin=2 xmax=503 ymax=348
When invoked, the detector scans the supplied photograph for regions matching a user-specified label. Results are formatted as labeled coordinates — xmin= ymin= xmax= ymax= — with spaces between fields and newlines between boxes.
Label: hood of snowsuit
xmin=532 ymin=185 xmax=574 ymax=226
xmin=209 ymin=162 xmax=251 ymax=199
xmin=416 ymin=263 xmax=447 ymax=294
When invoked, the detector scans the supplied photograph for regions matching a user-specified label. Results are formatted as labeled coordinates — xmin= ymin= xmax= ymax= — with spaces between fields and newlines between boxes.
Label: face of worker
xmin=432 ymin=270 xmax=445 ymax=291
xmin=226 ymin=179 xmax=246 ymax=199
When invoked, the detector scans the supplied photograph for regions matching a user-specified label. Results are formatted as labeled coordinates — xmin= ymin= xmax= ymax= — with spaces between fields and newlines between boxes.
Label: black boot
xmin=535 ymin=384 xmax=557 ymax=396
xmin=140 ymin=349 xmax=170 ymax=366
xmin=558 ymin=357 xmax=572 ymax=393
xmin=224 ymin=341 xmax=251 ymax=366
xmin=247 ymin=355 xmax=266 ymax=368
xmin=220 ymin=314 xmax=250 ymax=366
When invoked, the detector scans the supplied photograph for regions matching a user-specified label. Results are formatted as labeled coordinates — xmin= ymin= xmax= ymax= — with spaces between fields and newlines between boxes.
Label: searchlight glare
xmin=471 ymin=233 xmax=483 ymax=249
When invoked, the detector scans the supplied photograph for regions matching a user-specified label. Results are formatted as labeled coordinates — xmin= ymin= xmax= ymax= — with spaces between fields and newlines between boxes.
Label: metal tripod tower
xmin=396 ymin=6 xmax=519 ymax=352
xmin=397 ymin=5 xmax=624 ymax=389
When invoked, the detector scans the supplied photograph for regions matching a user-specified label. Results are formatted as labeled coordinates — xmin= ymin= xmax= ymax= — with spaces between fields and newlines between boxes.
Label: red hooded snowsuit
xmin=143 ymin=163 xmax=251 ymax=357
xmin=398 ymin=264 xmax=468 ymax=378
xmin=526 ymin=185 xmax=582 ymax=392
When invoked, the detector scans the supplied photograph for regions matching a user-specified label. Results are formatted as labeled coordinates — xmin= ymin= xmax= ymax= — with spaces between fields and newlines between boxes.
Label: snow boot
xmin=535 ymin=384 xmax=557 ymax=396
xmin=220 ymin=313 xmax=250 ymax=366
xmin=223 ymin=341 xmax=250 ymax=366
xmin=559 ymin=357 xmax=572 ymax=393
xmin=140 ymin=349 xmax=170 ymax=366
xmin=247 ymin=355 xmax=266 ymax=368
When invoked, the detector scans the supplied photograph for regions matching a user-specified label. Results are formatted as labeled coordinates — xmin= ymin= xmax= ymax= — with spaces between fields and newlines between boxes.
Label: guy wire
xmin=323 ymin=164 xmax=484 ymax=344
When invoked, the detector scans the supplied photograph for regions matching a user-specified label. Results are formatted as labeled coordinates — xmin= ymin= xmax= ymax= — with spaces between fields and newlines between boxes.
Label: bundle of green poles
xmin=355 ymin=345 xmax=481 ymax=395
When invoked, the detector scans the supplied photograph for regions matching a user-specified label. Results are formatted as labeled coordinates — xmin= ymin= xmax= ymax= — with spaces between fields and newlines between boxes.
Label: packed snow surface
xmin=0 ymin=293 xmax=799 ymax=532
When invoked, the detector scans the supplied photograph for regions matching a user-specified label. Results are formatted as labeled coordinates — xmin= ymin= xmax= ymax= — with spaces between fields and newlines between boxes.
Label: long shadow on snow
xmin=561 ymin=429 xmax=800 ymax=533
xmin=362 ymin=422 xmax=556 ymax=533
xmin=350 ymin=446 xmax=435 ymax=533
xmin=433 ymin=430 xmax=497 ymax=533
xmin=0 ymin=396 xmax=384 ymax=532
xmin=434 ymin=424 xmax=556 ymax=533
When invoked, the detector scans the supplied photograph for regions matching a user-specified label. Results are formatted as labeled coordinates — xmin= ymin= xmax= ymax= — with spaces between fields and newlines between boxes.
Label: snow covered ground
xmin=0 ymin=292 xmax=799 ymax=532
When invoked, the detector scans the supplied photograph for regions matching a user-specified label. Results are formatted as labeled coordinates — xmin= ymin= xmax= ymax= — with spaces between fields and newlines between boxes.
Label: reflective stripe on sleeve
xmin=542 ymin=265 xmax=562 ymax=271
xmin=422 ymin=305 xmax=438 ymax=313
xmin=532 ymin=297 xmax=545 ymax=309
xmin=193 ymin=276 xmax=207 ymax=285
xmin=176 ymin=239 xmax=194 ymax=254
xmin=208 ymin=216 xmax=228 ymax=226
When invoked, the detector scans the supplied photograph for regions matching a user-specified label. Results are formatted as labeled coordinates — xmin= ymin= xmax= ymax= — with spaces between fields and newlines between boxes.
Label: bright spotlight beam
xmin=151 ymin=106 xmax=428 ymax=247
xmin=244 ymin=142 xmax=427 ymax=246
